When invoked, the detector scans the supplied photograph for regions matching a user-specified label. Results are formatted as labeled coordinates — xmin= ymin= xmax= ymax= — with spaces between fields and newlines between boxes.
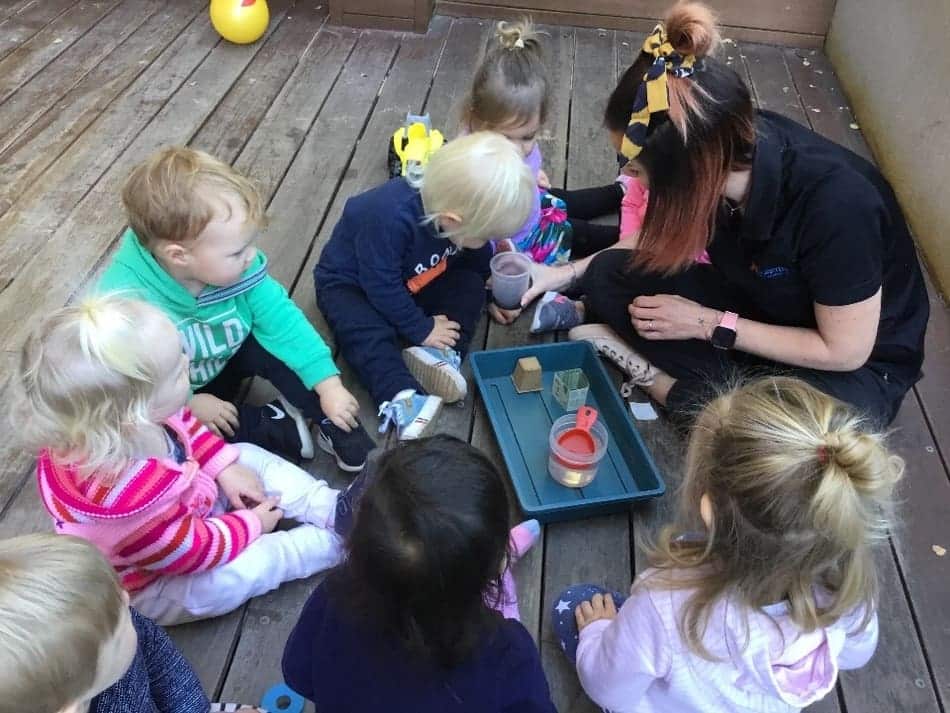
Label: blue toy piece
xmin=261 ymin=683 xmax=305 ymax=713
xmin=470 ymin=342 xmax=666 ymax=522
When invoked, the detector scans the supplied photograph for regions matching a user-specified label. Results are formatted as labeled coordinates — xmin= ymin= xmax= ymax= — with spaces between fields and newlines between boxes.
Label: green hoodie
xmin=97 ymin=230 xmax=338 ymax=390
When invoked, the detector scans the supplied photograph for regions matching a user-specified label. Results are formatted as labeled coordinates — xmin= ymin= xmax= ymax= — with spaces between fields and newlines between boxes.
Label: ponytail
xmin=461 ymin=18 xmax=550 ymax=131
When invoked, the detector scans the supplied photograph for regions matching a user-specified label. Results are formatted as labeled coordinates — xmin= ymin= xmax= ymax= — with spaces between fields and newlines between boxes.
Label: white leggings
xmin=131 ymin=444 xmax=343 ymax=626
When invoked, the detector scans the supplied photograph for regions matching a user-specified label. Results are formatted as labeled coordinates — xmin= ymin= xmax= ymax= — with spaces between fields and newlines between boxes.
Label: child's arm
xmin=179 ymin=408 xmax=240 ymax=476
xmin=244 ymin=273 xmax=340 ymax=391
xmin=353 ymin=215 xmax=436 ymax=346
xmin=837 ymin=606 xmax=879 ymax=670
xmin=575 ymin=588 xmax=670 ymax=712
xmin=282 ymin=583 xmax=329 ymax=700
xmin=133 ymin=609 xmax=210 ymax=713
xmin=500 ymin=623 xmax=559 ymax=712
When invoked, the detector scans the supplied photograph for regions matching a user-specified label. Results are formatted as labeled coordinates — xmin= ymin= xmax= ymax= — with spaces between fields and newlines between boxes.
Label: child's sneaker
xmin=377 ymin=389 xmax=442 ymax=440
xmin=317 ymin=418 xmax=376 ymax=473
xmin=332 ymin=450 xmax=381 ymax=538
xmin=568 ymin=324 xmax=658 ymax=397
xmin=530 ymin=291 xmax=583 ymax=333
xmin=402 ymin=346 xmax=467 ymax=403
xmin=248 ymin=397 xmax=314 ymax=464
xmin=509 ymin=519 xmax=541 ymax=561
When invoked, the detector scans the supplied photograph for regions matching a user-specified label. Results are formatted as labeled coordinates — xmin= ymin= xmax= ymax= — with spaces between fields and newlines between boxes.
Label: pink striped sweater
xmin=37 ymin=408 xmax=262 ymax=592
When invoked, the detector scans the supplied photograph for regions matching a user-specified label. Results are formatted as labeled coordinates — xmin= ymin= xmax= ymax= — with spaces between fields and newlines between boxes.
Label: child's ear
xmin=699 ymin=493 xmax=714 ymax=528
xmin=438 ymin=212 xmax=463 ymax=232
xmin=155 ymin=241 xmax=190 ymax=267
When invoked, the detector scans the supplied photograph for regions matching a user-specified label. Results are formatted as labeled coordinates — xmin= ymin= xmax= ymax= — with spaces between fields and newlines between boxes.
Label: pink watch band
xmin=719 ymin=311 xmax=739 ymax=330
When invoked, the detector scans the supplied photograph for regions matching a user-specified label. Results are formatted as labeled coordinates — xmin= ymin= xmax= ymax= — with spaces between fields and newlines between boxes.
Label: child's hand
xmin=189 ymin=393 xmax=240 ymax=437
xmin=423 ymin=315 xmax=460 ymax=349
xmin=315 ymin=376 xmax=360 ymax=432
xmin=488 ymin=302 xmax=522 ymax=325
xmin=251 ymin=496 xmax=283 ymax=534
xmin=218 ymin=464 xmax=266 ymax=510
xmin=537 ymin=168 xmax=551 ymax=189
xmin=575 ymin=592 xmax=618 ymax=632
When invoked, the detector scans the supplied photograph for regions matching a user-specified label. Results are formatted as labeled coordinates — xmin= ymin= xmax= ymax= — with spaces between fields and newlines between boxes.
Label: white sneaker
xmin=402 ymin=346 xmax=467 ymax=404
xmin=377 ymin=389 xmax=442 ymax=440
xmin=568 ymin=324 xmax=658 ymax=397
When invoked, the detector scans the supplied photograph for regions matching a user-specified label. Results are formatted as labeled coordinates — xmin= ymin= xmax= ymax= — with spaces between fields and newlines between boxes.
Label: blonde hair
xmin=420 ymin=131 xmax=535 ymax=244
xmin=15 ymin=293 xmax=176 ymax=478
xmin=461 ymin=19 xmax=549 ymax=130
xmin=646 ymin=377 xmax=902 ymax=659
xmin=122 ymin=146 xmax=266 ymax=247
xmin=0 ymin=534 xmax=125 ymax=712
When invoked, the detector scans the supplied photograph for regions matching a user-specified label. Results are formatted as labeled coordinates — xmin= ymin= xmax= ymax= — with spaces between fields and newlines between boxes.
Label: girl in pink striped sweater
xmin=17 ymin=294 xmax=360 ymax=626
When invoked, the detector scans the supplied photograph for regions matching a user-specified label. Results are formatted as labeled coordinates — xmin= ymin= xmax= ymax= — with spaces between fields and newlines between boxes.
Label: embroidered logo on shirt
xmin=752 ymin=264 xmax=791 ymax=279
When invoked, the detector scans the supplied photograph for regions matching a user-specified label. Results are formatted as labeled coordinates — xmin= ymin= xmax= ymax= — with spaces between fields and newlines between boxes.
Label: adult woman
xmin=522 ymin=1 xmax=928 ymax=427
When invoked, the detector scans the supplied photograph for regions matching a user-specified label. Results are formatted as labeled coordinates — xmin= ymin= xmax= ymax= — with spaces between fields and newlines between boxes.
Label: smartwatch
xmin=711 ymin=311 xmax=738 ymax=350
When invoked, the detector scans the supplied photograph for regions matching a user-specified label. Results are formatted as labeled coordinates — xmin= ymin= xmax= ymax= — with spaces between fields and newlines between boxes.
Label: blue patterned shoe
xmin=402 ymin=346 xmax=467 ymax=403
xmin=530 ymin=291 xmax=583 ymax=333
xmin=377 ymin=389 xmax=442 ymax=440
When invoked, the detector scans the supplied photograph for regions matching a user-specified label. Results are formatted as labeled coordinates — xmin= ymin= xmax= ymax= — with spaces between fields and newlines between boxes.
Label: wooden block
xmin=512 ymin=356 xmax=542 ymax=393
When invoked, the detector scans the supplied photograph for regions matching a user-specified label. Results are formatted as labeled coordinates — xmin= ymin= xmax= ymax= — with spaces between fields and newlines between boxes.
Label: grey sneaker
xmin=530 ymin=291 xmax=584 ymax=333
xmin=568 ymin=324 xmax=658 ymax=396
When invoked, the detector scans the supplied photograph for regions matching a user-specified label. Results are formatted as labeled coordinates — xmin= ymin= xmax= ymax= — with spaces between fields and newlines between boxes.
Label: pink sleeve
xmin=117 ymin=504 xmax=262 ymax=576
xmin=618 ymin=175 xmax=649 ymax=238
xmin=176 ymin=408 xmax=239 ymax=477
xmin=575 ymin=587 xmax=671 ymax=712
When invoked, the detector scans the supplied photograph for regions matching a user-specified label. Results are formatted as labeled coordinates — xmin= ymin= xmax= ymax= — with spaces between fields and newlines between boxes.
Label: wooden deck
xmin=1 ymin=2 xmax=949 ymax=711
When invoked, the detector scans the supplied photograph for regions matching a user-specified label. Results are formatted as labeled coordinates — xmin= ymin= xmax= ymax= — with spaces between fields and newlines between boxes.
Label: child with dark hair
xmin=282 ymin=435 xmax=552 ymax=712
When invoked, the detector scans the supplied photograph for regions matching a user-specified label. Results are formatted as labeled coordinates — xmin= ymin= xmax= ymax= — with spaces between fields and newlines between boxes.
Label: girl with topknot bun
xmin=551 ymin=377 xmax=901 ymax=711
xmin=520 ymin=0 xmax=928 ymax=430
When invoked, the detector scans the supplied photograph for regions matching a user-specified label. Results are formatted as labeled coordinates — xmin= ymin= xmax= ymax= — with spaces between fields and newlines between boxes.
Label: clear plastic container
xmin=547 ymin=413 xmax=609 ymax=488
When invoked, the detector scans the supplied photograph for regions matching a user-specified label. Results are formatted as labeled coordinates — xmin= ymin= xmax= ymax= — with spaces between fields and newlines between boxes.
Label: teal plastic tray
xmin=470 ymin=342 xmax=665 ymax=522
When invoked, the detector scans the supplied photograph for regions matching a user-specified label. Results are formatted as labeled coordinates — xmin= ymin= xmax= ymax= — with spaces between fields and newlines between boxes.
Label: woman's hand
xmin=575 ymin=592 xmax=618 ymax=632
xmin=520 ymin=263 xmax=575 ymax=306
xmin=629 ymin=294 xmax=720 ymax=342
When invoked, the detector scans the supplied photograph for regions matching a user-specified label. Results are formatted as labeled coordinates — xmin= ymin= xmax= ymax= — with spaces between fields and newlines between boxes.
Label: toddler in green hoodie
xmin=97 ymin=147 xmax=374 ymax=472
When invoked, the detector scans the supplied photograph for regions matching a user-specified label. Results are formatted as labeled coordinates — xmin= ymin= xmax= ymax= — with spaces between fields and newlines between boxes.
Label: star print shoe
xmin=552 ymin=584 xmax=628 ymax=662
xmin=568 ymin=324 xmax=659 ymax=396
xmin=402 ymin=346 xmax=468 ymax=403
xmin=377 ymin=389 xmax=442 ymax=440
xmin=530 ymin=291 xmax=583 ymax=333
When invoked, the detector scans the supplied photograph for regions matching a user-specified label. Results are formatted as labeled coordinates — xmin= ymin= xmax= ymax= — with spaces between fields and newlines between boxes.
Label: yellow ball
xmin=210 ymin=0 xmax=269 ymax=45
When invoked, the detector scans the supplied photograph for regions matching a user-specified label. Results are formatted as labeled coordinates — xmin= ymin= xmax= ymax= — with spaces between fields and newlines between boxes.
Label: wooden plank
xmin=915 ymin=269 xmax=950 ymax=458
xmin=0 ymin=0 xmax=74 ymax=62
xmin=0 ymin=2 xmax=203 ymax=216
xmin=0 ymin=0 xmax=294 ymax=355
xmin=436 ymin=0 xmax=835 ymax=35
xmin=0 ymin=0 xmax=159 ymax=155
xmin=0 ymin=0 xmax=124 ymax=104
xmin=339 ymin=12 xmax=415 ymax=32
xmin=0 ymin=9 xmax=225 ymax=507
xmin=436 ymin=4 xmax=826 ymax=49
xmin=0 ymin=11 xmax=220 ymax=300
xmin=740 ymin=40 xmax=940 ymax=713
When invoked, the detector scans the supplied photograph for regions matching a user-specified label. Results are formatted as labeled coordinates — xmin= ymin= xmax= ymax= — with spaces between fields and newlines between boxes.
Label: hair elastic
xmin=620 ymin=24 xmax=697 ymax=162
xmin=817 ymin=445 xmax=830 ymax=465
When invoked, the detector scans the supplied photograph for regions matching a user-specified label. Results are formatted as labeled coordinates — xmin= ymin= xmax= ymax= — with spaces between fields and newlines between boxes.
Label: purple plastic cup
xmin=490 ymin=252 xmax=532 ymax=309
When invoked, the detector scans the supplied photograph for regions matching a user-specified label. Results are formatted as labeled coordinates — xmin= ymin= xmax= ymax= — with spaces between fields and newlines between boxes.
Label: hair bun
xmin=495 ymin=20 xmax=540 ymax=52
xmin=664 ymin=1 xmax=719 ymax=59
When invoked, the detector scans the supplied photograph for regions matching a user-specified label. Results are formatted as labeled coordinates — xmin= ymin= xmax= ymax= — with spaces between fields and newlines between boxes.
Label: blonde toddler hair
xmin=420 ymin=131 xmax=535 ymax=244
xmin=122 ymin=146 xmax=266 ymax=247
xmin=0 ymin=534 xmax=125 ymax=713
xmin=15 ymin=293 xmax=177 ymax=478
xmin=647 ymin=377 xmax=903 ymax=659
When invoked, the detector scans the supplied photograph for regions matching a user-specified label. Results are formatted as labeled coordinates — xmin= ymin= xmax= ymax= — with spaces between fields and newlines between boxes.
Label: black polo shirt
xmin=706 ymin=110 xmax=928 ymax=381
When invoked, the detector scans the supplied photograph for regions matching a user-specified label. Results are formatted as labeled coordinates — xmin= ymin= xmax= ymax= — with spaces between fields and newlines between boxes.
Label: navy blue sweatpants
xmin=316 ymin=269 xmax=487 ymax=406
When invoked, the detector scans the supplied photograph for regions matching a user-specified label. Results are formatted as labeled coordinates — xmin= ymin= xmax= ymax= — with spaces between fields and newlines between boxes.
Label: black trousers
xmin=197 ymin=335 xmax=327 ymax=441
xmin=582 ymin=249 xmax=914 ymax=428
xmin=550 ymin=184 xmax=623 ymax=258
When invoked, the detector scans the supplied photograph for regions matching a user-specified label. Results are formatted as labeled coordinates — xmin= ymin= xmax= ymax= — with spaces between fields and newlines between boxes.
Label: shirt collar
xmin=740 ymin=117 xmax=785 ymax=243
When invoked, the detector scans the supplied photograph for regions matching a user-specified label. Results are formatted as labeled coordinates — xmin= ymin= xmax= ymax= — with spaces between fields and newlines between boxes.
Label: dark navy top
xmin=282 ymin=583 xmax=557 ymax=713
xmin=90 ymin=609 xmax=208 ymax=713
xmin=314 ymin=178 xmax=492 ymax=345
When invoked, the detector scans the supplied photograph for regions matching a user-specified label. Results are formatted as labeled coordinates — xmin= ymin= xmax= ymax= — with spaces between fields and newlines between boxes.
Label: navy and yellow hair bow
xmin=619 ymin=24 xmax=696 ymax=162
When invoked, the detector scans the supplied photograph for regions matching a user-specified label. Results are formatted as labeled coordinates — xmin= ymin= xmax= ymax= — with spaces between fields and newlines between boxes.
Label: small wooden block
xmin=512 ymin=356 xmax=543 ymax=393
